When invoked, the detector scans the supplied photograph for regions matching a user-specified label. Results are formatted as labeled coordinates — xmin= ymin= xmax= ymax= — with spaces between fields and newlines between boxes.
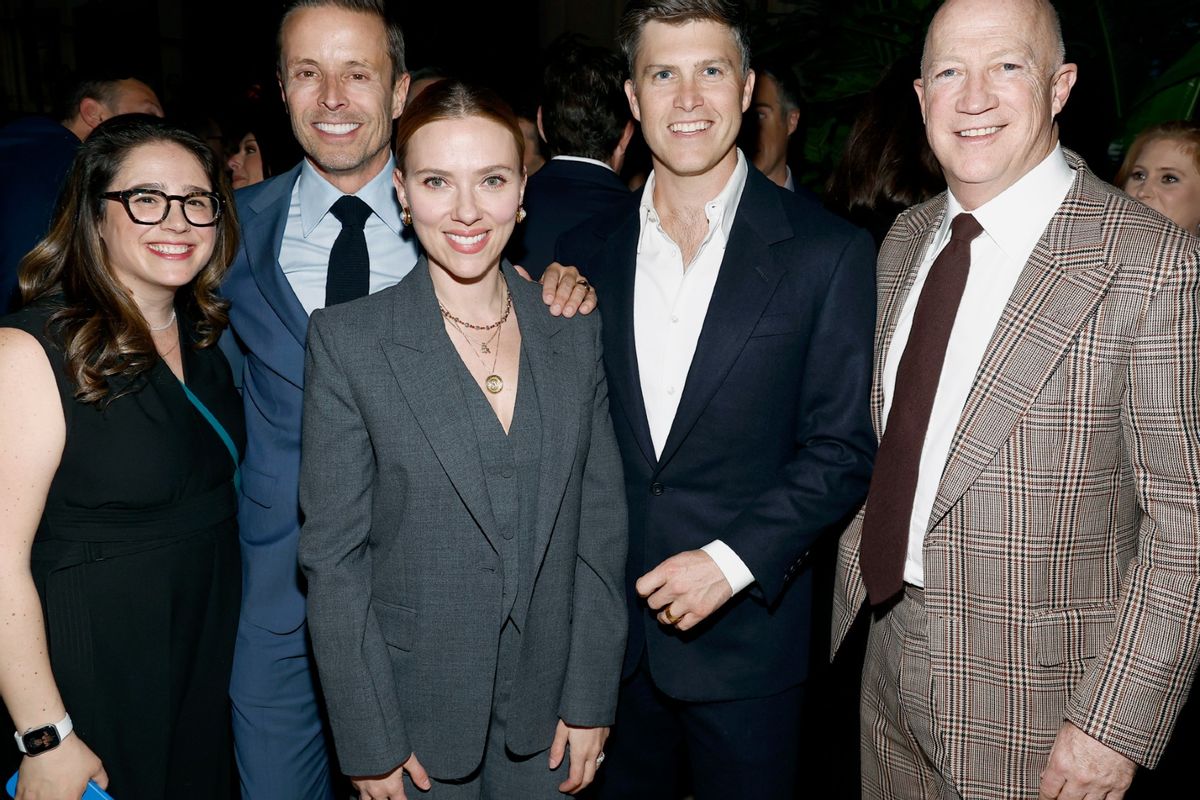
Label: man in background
xmin=747 ymin=64 xmax=801 ymax=191
xmin=0 ymin=74 xmax=162 ymax=312
xmin=508 ymin=38 xmax=633 ymax=278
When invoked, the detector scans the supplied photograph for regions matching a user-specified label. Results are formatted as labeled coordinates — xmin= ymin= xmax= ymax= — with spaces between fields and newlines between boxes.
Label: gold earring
xmin=401 ymin=207 xmax=412 ymax=226
xmin=516 ymin=206 xmax=527 ymax=224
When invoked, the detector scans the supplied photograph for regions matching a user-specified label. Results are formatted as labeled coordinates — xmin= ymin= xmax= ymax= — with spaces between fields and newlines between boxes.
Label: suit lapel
xmin=655 ymin=170 xmax=792 ymax=471
xmin=244 ymin=165 xmax=310 ymax=347
xmin=512 ymin=272 xmax=580 ymax=572
xmin=928 ymin=166 xmax=1118 ymax=530
xmin=872 ymin=198 xmax=947 ymax=436
xmin=379 ymin=260 xmax=502 ymax=553
xmin=592 ymin=212 xmax=658 ymax=468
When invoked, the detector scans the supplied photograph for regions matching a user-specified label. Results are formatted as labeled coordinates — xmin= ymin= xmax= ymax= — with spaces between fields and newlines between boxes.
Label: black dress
xmin=1 ymin=299 xmax=244 ymax=799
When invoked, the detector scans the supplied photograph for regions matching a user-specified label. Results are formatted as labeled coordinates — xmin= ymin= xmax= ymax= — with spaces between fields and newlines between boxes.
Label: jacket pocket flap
xmin=1031 ymin=605 xmax=1117 ymax=666
xmin=241 ymin=465 xmax=277 ymax=509
xmin=372 ymin=599 xmax=417 ymax=651
xmin=749 ymin=313 xmax=806 ymax=338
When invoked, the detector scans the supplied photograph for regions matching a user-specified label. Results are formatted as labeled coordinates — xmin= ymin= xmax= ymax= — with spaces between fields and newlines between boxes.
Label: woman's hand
xmin=15 ymin=735 xmax=106 ymax=800
xmin=549 ymin=720 xmax=609 ymax=795
xmin=350 ymin=752 xmax=431 ymax=800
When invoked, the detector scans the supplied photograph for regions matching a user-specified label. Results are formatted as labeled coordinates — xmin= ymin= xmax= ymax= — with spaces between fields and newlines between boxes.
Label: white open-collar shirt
xmin=881 ymin=145 xmax=1076 ymax=587
xmin=633 ymin=149 xmax=755 ymax=593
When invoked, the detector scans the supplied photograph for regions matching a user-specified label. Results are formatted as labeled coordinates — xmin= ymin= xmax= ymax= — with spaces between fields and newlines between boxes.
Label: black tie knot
xmin=949 ymin=213 xmax=984 ymax=244
xmin=330 ymin=195 xmax=372 ymax=231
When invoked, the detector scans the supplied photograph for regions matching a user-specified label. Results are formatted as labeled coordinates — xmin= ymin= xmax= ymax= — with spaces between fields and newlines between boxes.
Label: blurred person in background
xmin=223 ymin=91 xmax=303 ymax=190
xmin=0 ymin=73 xmax=163 ymax=313
xmin=506 ymin=37 xmax=633 ymax=279
xmin=826 ymin=54 xmax=944 ymax=247
xmin=1116 ymin=120 xmax=1200 ymax=236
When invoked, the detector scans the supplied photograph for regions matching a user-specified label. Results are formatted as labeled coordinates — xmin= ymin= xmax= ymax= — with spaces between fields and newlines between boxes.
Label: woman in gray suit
xmin=298 ymin=81 xmax=627 ymax=800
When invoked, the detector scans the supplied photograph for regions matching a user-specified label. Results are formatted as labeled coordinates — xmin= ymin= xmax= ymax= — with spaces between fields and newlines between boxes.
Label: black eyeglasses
xmin=101 ymin=189 xmax=223 ymax=227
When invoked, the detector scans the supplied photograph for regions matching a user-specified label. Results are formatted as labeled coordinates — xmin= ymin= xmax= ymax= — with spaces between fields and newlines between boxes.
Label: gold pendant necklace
xmin=446 ymin=281 xmax=511 ymax=393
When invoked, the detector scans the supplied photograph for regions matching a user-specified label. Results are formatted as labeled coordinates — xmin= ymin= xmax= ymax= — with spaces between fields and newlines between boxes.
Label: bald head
xmin=914 ymin=0 xmax=1077 ymax=208
xmin=923 ymin=0 xmax=1064 ymax=79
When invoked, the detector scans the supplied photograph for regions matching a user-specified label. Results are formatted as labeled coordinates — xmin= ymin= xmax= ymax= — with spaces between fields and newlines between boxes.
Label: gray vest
xmin=459 ymin=351 xmax=541 ymax=631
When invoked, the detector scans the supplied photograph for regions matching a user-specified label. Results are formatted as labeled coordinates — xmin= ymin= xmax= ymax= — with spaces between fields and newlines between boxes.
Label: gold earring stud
xmin=516 ymin=206 xmax=527 ymax=224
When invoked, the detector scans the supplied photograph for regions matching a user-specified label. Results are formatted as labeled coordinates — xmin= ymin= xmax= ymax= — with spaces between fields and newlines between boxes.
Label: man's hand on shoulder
xmin=512 ymin=262 xmax=597 ymax=317
xmin=1038 ymin=720 xmax=1136 ymax=800
xmin=637 ymin=550 xmax=734 ymax=632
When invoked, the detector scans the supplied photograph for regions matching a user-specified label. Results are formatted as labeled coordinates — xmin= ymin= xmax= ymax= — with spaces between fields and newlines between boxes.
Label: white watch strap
xmin=13 ymin=712 xmax=73 ymax=754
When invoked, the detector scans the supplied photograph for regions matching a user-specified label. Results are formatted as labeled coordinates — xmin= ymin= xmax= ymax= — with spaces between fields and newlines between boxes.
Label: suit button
xmin=501 ymin=466 xmax=514 ymax=478
xmin=650 ymin=482 xmax=665 ymax=496
xmin=501 ymin=527 xmax=514 ymax=540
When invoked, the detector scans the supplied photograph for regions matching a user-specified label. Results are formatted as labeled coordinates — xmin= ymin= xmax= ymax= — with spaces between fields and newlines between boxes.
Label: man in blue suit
xmin=222 ymin=2 xmax=596 ymax=797
xmin=505 ymin=39 xmax=633 ymax=280
xmin=556 ymin=1 xmax=876 ymax=798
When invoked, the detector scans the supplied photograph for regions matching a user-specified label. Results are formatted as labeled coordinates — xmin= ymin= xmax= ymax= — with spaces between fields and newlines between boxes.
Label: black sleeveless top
xmin=1 ymin=297 xmax=245 ymax=799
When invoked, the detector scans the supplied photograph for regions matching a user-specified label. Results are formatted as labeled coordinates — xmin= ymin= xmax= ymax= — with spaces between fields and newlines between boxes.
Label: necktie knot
xmin=330 ymin=195 xmax=372 ymax=231
xmin=949 ymin=213 xmax=984 ymax=244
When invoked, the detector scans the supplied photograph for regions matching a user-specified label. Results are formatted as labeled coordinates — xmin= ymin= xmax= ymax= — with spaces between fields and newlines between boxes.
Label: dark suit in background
xmin=558 ymin=167 xmax=876 ymax=798
xmin=507 ymin=157 xmax=630 ymax=280
xmin=0 ymin=117 xmax=79 ymax=312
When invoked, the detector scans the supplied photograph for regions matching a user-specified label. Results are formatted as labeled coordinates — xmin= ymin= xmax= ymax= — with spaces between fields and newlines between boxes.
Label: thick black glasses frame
xmin=101 ymin=189 xmax=223 ymax=227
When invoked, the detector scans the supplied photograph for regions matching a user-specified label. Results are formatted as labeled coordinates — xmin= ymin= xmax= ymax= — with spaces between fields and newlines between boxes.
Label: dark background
xmin=1 ymin=0 xmax=1197 ymax=188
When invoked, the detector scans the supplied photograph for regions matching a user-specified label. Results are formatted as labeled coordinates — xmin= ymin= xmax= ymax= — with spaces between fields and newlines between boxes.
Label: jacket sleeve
xmin=558 ymin=311 xmax=629 ymax=727
xmin=1065 ymin=241 xmax=1200 ymax=768
xmin=298 ymin=310 xmax=411 ymax=776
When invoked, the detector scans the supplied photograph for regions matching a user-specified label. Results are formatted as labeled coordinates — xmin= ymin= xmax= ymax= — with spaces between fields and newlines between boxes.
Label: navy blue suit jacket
xmin=507 ymin=158 xmax=629 ymax=280
xmin=221 ymin=164 xmax=313 ymax=633
xmin=0 ymin=117 xmax=79 ymax=312
xmin=556 ymin=166 xmax=876 ymax=701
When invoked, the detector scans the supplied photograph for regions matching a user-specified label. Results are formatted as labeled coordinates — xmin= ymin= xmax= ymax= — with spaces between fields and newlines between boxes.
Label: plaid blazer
xmin=834 ymin=151 xmax=1200 ymax=798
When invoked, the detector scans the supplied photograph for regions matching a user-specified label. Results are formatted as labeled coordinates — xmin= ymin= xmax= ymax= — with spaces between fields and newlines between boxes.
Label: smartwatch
xmin=13 ymin=713 xmax=73 ymax=756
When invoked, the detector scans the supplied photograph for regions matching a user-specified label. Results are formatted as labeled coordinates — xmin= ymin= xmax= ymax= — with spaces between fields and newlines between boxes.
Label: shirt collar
xmin=784 ymin=165 xmax=795 ymax=192
xmin=638 ymin=148 xmax=749 ymax=247
xmin=551 ymin=154 xmax=616 ymax=173
xmin=298 ymin=154 xmax=403 ymax=238
xmin=945 ymin=145 xmax=1075 ymax=258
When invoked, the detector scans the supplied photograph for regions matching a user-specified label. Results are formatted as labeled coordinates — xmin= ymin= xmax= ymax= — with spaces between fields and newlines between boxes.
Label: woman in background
xmin=1116 ymin=120 xmax=1200 ymax=236
xmin=0 ymin=116 xmax=243 ymax=800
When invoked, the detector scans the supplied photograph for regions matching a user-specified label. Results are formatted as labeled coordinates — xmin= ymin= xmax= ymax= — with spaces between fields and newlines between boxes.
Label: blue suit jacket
xmin=556 ymin=166 xmax=877 ymax=701
xmin=223 ymin=164 xmax=314 ymax=633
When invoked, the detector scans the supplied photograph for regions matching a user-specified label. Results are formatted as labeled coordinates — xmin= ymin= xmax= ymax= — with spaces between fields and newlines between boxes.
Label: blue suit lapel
xmin=243 ymin=164 xmax=309 ymax=348
xmin=655 ymin=169 xmax=793 ymax=472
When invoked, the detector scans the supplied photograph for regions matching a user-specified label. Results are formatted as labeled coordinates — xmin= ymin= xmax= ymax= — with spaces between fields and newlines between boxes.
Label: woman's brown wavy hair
xmin=18 ymin=115 xmax=239 ymax=405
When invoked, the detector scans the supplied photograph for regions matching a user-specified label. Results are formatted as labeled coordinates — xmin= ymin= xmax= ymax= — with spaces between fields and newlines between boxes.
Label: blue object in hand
xmin=6 ymin=770 xmax=114 ymax=799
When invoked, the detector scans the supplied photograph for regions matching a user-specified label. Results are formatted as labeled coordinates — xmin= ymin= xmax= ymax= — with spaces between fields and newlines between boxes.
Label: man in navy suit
xmin=222 ymin=2 xmax=596 ymax=798
xmin=506 ymin=39 xmax=634 ymax=280
xmin=556 ymin=1 xmax=875 ymax=797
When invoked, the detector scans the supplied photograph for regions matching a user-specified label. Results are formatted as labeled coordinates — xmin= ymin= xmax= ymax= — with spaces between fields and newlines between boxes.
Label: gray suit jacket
xmin=298 ymin=259 xmax=628 ymax=780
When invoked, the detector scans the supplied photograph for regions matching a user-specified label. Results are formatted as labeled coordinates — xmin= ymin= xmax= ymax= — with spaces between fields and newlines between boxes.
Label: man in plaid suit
xmin=834 ymin=0 xmax=1200 ymax=798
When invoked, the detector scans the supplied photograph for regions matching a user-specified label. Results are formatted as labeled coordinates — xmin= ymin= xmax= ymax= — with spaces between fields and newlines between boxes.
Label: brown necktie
xmin=859 ymin=213 xmax=985 ymax=606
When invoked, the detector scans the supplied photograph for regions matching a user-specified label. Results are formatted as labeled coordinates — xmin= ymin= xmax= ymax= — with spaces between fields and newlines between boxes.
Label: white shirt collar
xmin=784 ymin=165 xmax=795 ymax=192
xmin=637 ymin=148 xmax=749 ymax=251
xmin=298 ymin=154 xmax=403 ymax=238
xmin=550 ymin=154 xmax=616 ymax=173
xmin=946 ymin=145 xmax=1075 ymax=259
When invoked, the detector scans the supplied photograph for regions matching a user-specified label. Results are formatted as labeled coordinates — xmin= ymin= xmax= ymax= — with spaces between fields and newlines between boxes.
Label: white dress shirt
xmin=880 ymin=146 xmax=1076 ymax=587
xmin=550 ymin=154 xmax=617 ymax=173
xmin=280 ymin=156 xmax=420 ymax=316
xmin=633 ymin=149 xmax=755 ymax=594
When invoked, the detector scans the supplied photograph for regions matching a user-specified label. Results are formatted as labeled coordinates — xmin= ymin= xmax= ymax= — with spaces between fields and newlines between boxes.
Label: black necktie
xmin=859 ymin=213 xmax=985 ymax=606
xmin=325 ymin=195 xmax=373 ymax=307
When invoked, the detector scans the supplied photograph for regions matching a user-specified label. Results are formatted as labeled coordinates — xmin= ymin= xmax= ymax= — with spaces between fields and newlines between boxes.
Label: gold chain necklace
xmin=439 ymin=278 xmax=509 ymax=394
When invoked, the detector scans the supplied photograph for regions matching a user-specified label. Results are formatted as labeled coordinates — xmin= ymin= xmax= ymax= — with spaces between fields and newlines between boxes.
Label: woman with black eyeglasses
xmin=0 ymin=115 xmax=243 ymax=800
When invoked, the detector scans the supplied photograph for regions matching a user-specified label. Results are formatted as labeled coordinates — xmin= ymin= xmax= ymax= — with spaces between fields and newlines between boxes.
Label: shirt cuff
xmin=701 ymin=540 xmax=755 ymax=595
